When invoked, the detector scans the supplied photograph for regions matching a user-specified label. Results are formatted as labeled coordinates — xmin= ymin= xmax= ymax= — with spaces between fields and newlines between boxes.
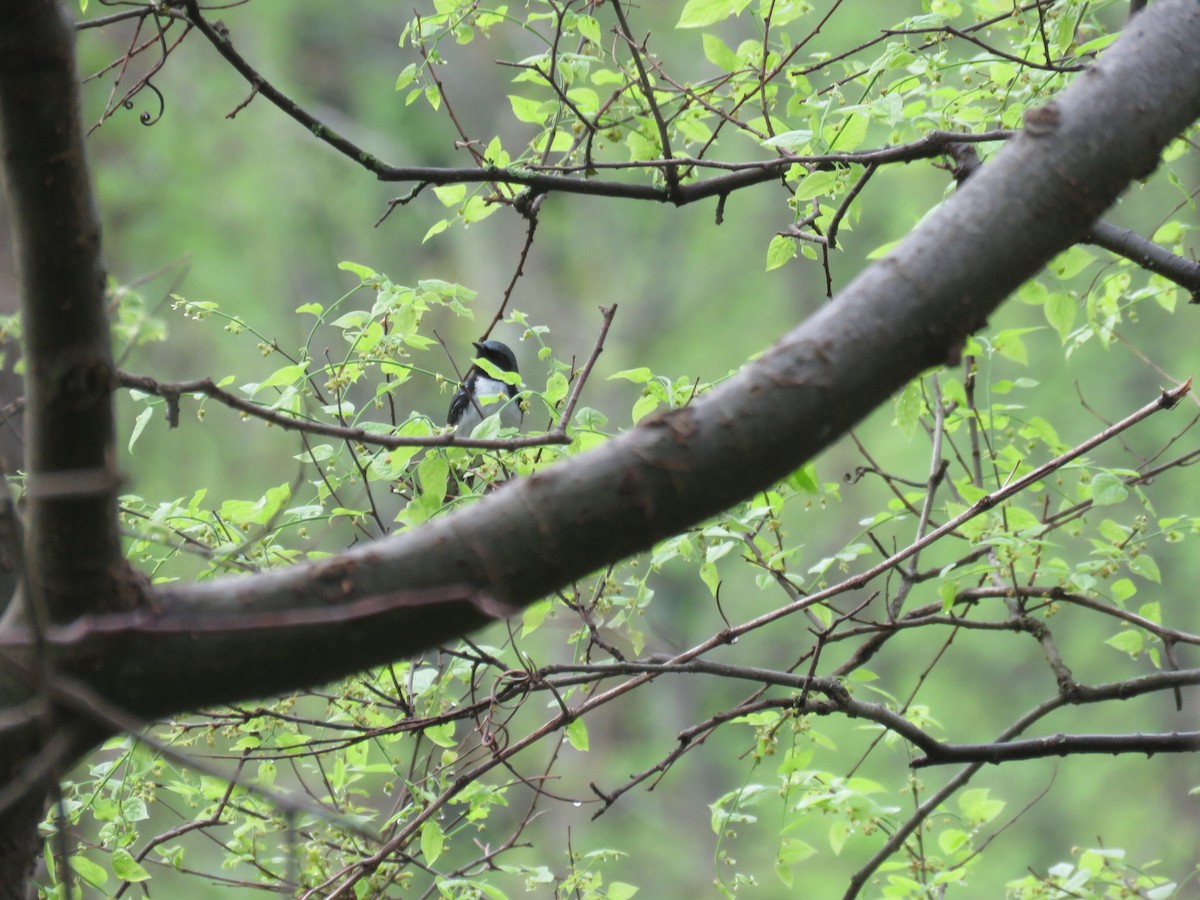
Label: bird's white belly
xmin=455 ymin=376 xmax=522 ymax=434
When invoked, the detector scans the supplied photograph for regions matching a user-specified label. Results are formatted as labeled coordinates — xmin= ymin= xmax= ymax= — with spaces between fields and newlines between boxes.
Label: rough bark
xmin=0 ymin=0 xmax=126 ymax=626
xmin=0 ymin=1 xmax=129 ymax=890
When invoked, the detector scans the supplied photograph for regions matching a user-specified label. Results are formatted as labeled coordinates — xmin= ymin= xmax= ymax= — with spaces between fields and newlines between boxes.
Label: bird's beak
xmin=471 ymin=341 xmax=484 ymax=353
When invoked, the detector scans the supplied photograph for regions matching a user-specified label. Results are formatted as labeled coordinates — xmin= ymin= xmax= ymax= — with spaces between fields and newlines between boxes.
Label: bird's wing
xmin=447 ymin=383 xmax=471 ymax=426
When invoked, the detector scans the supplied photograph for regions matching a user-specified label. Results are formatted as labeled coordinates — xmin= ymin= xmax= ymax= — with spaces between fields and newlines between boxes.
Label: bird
xmin=446 ymin=339 xmax=523 ymax=435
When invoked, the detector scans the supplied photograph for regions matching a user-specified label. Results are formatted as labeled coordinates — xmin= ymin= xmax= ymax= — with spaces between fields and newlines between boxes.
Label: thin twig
xmin=609 ymin=1 xmax=679 ymax=196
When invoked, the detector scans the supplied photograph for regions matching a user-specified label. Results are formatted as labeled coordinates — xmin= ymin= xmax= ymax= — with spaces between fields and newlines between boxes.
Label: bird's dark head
xmin=472 ymin=340 xmax=519 ymax=374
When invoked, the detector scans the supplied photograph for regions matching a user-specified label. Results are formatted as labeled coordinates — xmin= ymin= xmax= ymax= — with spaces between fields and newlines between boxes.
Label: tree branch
xmin=914 ymin=730 xmax=1200 ymax=767
xmin=949 ymin=142 xmax=1200 ymax=297
xmin=610 ymin=0 xmax=680 ymax=196
xmin=115 ymin=370 xmax=571 ymax=451
xmin=0 ymin=0 xmax=129 ymax=622
xmin=1086 ymin=219 xmax=1200 ymax=301
xmin=13 ymin=0 xmax=1199 ymax=720
xmin=114 ymin=304 xmax=615 ymax=451
xmin=179 ymin=0 xmax=1012 ymax=209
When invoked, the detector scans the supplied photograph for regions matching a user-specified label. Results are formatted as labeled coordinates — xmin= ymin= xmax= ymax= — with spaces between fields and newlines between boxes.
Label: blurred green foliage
xmin=27 ymin=0 xmax=1200 ymax=897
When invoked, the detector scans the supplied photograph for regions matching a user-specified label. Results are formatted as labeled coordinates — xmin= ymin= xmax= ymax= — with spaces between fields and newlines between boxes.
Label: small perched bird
xmin=447 ymin=339 xmax=523 ymax=434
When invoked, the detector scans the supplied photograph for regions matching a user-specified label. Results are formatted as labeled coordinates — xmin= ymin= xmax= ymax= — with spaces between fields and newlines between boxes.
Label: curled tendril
xmin=123 ymin=79 xmax=165 ymax=127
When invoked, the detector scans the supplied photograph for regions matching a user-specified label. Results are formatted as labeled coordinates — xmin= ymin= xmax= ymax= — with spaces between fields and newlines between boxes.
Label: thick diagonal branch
xmin=24 ymin=0 xmax=1200 ymax=720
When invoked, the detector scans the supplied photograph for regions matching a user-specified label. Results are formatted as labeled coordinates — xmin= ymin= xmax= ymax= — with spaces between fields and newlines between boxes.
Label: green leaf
xmin=702 ymin=33 xmax=739 ymax=71
xmin=1128 ymin=554 xmax=1161 ymax=583
xmin=1089 ymin=472 xmax=1128 ymax=506
xmin=867 ymin=238 xmax=902 ymax=259
xmin=792 ymin=170 xmax=839 ymax=201
xmin=338 ymin=261 xmax=378 ymax=281
xmin=786 ymin=461 xmax=819 ymax=494
xmin=423 ymin=219 xmax=450 ymax=242
xmin=128 ymin=406 xmax=153 ymax=453
xmin=829 ymin=819 xmax=849 ymax=855
xmin=1020 ymin=415 xmax=1065 ymax=452
xmin=1152 ymin=220 xmax=1183 ymax=244
xmin=424 ymin=722 xmax=457 ymax=748
xmin=1105 ymin=629 xmax=1143 ymax=657
xmin=417 ymin=454 xmax=448 ymax=505
xmin=939 ymin=579 xmax=959 ymax=611
xmin=609 ymin=367 xmax=654 ymax=384
xmin=1111 ymin=578 xmax=1137 ymax=603
xmin=938 ymin=828 xmax=969 ymax=855
xmin=421 ymin=820 xmax=445 ymax=865
xmin=111 ymin=848 xmax=151 ymax=883
xmin=825 ymin=112 xmax=868 ymax=151
xmin=1074 ymin=32 xmax=1121 ymax=54
xmin=993 ymin=328 xmax=1036 ymax=365
xmin=1044 ymin=293 xmax=1076 ymax=343
xmin=433 ymin=184 xmax=467 ymax=207
xmin=631 ymin=394 xmax=660 ymax=423
xmin=508 ymin=94 xmax=547 ymax=124
xmin=958 ymin=788 xmax=1004 ymax=825
xmin=761 ymin=129 xmax=814 ymax=152
xmin=676 ymin=0 xmax=753 ymax=28
xmin=521 ymin=599 xmax=552 ymax=637
xmin=295 ymin=302 xmax=324 ymax=316
xmin=469 ymin=412 xmax=503 ymax=440
xmin=766 ymin=0 xmax=815 ymax=26
xmin=893 ymin=380 xmax=924 ymax=439
xmin=775 ymin=838 xmax=817 ymax=887
xmin=565 ymin=718 xmax=589 ymax=752
xmin=766 ymin=234 xmax=795 ymax=271
xmin=473 ymin=356 xmax=522 ymax=386
xmin=543 ymin=371 xmax=569 ymax=406
xmin=394 ymin=62 xmax=419 ymax=91
xmin=608 ymin=883 xmax=639 ymax=900
xmin=1137 ymin=601 xmax=1162 ymax=624
xmin=250 ymin=362 xmax=308 ymax=396
xmin=69 ymin=855 xmax=109 ymax=888
xmin=576 ymin=15 xmax=601 ymax=44
xmin=219 ymin=482 xmax=292 ymax=526
xmin=1048 ymin=246 xmax=1095 ymax=279
xmin=626 ymin=129 xmax=659 ymax=161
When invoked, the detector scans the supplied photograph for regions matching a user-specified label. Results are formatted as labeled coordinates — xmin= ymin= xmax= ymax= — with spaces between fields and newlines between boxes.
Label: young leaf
xmin=423 ymin=722 xmax=456 ymax=748
xmin=1089 ymin=472 xmax=1128 ymax=506
xmin=1105 ymin=629 xmax=1143 ymax=657
xmin=565 ymin=718 xmax=589 ymax=752
xmin=543 ymin=371 xmax=569 ymax=406
xmin=69 ymin=855 xmax=109 ymax=888
xmin=421 ymin=820 xmax=445 ymax=865
xmin=893 ymin=380 xmax=924 ymax=439
xmin=1044 ymin=293 xmax=1076 ymax=343
xmin=609 ymin=367 xmax=654 ymax=384
xmin=1128 ymin=554 xmax=1161 ymax=583
xmin=128 ymin=406 xmax=153 ymax=453
xmin=250 ymin=363 xmax=308 ymax=396
xmin=338 ymin=261 xmax=378 ymax=281
xmin=521 ymin=599 xmax=552 ymax=637
xmin=111 ymin=849 xmax=151 ymax=882
xmin=766 ymin=234 xmax=796 ymax=271
xmin=677 ymin=0 xmax=753 ymax=28
xmin=702 ymin=33 xmax=739 ymax=71
xmin=958 ymin=788 xmax=1005 ymax=826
